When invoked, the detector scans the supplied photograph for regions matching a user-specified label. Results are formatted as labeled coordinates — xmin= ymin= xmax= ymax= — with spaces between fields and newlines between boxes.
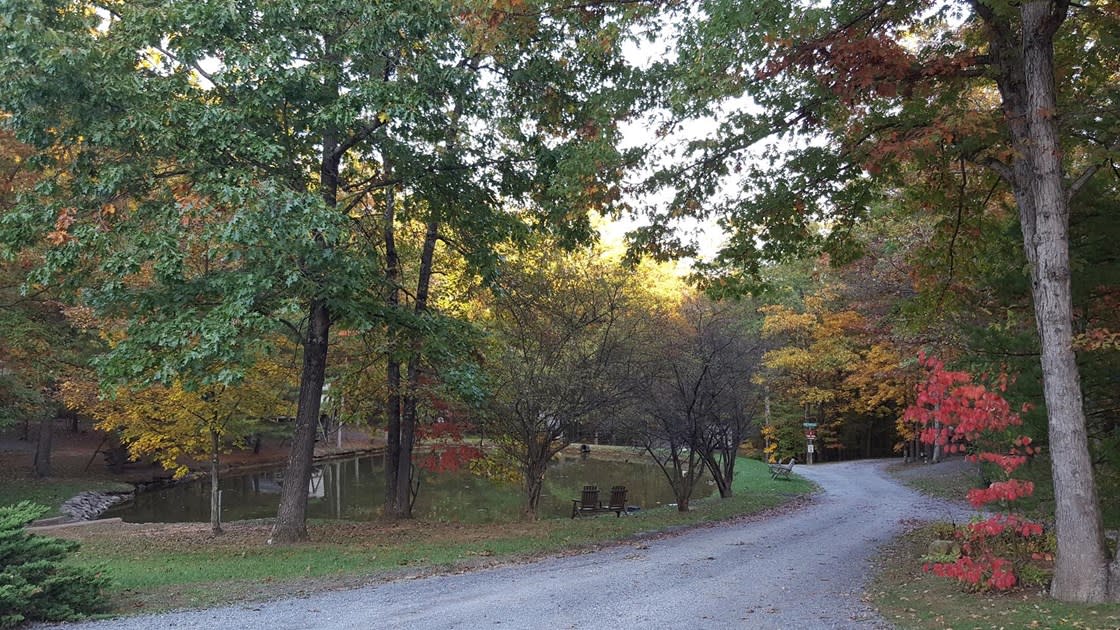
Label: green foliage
xmin=0 ymin=502 xmax=109 ymax=627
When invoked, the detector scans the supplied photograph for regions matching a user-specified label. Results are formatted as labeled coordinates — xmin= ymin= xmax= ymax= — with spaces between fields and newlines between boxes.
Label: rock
xmin=60 ymin=490 xmax=133 ymax=521
xmin=927 ymin=539 xmax=961 ymax=557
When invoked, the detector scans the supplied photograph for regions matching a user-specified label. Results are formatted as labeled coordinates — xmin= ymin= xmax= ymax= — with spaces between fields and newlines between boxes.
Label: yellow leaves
xmin=136 ymin=47 xmax=165 ymax=72
xmin=759 ymin=305 xmax=816 ymax=338
xmin=762 ymin=346 xmax=814 ymax=371
xmin=61 ymin=351 xmax=294 ymax=476
xmin=760 ymin=280 xmax=913 ymax=428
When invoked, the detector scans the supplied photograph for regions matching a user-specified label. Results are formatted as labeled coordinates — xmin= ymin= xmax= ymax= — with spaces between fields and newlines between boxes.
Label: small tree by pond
xmin=633 ymin=296 xmax=762 ymax=509
xmin=62 ymin=356 xmax=290 ymax=535
xmin=480 ymin=243 xmax=648 ymax=519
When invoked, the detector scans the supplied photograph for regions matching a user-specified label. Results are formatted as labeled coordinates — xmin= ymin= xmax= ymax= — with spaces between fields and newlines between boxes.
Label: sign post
xmin=802 ymin=422 xmax=818 ymax=465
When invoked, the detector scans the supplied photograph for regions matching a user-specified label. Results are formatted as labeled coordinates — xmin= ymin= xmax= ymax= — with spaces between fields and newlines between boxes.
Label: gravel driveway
xmin=43 ymin=460 xmax=975 ymax=629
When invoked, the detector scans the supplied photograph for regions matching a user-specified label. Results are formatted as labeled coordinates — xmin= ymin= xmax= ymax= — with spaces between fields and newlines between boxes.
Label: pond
xmin=101 ymin=451 xmax=715 ymax=523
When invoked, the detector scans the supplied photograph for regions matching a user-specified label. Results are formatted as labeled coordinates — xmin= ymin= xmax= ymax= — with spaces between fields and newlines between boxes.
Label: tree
xmin=759 ymin=281 xmax=868 ymax=461
xmin=634 ymin=295 xmax=761 ymax=509
xmin=649 ymin=0 xmax=1120 ymax=601
xmin=480 ymin=241 xmax=645 ymax=519
xmin=907 ymin=354 xmax=1049 ymax=592
xmin=0 ymin=0 xmax=643 ymax=540
xmin=61 ymin=353 xmax=291 ymax=534
xmin=0 ymin=131 xmax=102 ymax=475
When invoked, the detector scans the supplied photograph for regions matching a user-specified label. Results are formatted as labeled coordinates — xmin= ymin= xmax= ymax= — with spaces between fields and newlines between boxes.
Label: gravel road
xmin=44 ymin=460 xmax=975 ymax=629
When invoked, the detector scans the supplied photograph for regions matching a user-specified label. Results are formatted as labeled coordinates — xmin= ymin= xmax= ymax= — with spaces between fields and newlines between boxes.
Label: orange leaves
xmin=1074 ymin=327 xmax=1120 ymax=351
xmin=454 ymin=0 xmax=538 ymax=54
xmin=46 ymin=207 xmax=77 ymax=245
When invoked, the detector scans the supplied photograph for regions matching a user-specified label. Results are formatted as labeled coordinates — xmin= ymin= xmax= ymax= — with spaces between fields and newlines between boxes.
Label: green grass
xmin=869 ymin=525 xmax=1120 ymax=630
xmin=0 ymin=478 xmax=133 ymax=517
xmin=890 ymin=455 xmax=1118 ymax=530
xmin=878 ymin=457 xmax=1120 ymax=628
xmin=58 ymin=458 xmax=813 ymax=613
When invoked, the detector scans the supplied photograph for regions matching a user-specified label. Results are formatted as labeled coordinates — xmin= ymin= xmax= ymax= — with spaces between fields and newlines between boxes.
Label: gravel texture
xmin=40 ymin=459 xmax=975 ymax=630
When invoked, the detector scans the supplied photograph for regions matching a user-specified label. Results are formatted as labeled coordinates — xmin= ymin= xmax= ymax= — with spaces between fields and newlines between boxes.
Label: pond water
xmin=102 ymin=452 xmax=714 ymax=523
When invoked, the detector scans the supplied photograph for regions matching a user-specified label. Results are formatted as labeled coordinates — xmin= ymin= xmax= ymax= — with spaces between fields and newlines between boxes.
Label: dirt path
xmin=36 ymin=460 xmax=975 ymax=629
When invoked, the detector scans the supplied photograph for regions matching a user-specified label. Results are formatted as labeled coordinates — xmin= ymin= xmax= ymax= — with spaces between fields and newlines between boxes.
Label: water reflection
xmin=102 ymin=452 xmax=713 ymax=524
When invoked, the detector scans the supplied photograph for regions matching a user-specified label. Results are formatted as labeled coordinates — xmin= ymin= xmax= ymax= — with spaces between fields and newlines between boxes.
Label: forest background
xmin=0 ymin=0 xmax=1117 ymax=608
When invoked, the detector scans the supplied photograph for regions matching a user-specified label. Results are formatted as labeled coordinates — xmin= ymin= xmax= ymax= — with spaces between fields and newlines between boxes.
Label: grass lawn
xmin=875 ymin=457 xmax=1120 ymax=629
xmin=43 ymin=455 xmax=813 ymax=615
xmin=870 ymin=525 xmax=1120 ymax=630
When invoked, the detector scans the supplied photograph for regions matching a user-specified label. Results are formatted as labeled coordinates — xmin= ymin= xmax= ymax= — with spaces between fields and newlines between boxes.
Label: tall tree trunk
xmin=32 ymin=414 xmax=52 ymax=478
xmin=210 ymin=428 xmax=222 ymax=535
xmin=392 ymin=357 xmax=418 ymax=516
xmin=272 ymin=46 xmax=340 ymax=541
xmin=701 ymin=450 xmax=733 ymax=498
xmin=391 ymin=218 xmax=439 ymax=518
xmin=979 ymin=0 xmax=1114 ymax=602
xmin=271 ymin=299 xmax=331 ymax=543
xmin=524 ymin=456 xmax=546 ymax=520
xmin=383 ymin=185 xmax=402 ymax=517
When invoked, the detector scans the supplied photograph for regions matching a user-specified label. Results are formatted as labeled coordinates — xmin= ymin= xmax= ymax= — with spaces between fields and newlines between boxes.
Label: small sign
xmin=807 ymin=444 xmax=815 ymax=453
xmin=805 ymin=430 xmax=817 ymax=440
xmin=802 ymin=422 xmax=818 ymax=428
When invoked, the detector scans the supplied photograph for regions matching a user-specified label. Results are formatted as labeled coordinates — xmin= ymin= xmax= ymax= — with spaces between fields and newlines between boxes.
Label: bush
xmin=922 ymin=514 xmax=1055 ymax=592
xmin=0 ymin=502 xmax=109 ymax=628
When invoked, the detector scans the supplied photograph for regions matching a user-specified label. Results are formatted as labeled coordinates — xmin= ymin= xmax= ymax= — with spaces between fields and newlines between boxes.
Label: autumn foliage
xmin=906 ymin=353 xmax=1050 ymax=591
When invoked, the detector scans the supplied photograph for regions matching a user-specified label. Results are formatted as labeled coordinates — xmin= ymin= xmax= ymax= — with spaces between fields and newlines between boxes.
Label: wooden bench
xmin=571 ymin=485 xmax=629 ymax=518
xmin=769 ymin=458 xmax=796 ymax=480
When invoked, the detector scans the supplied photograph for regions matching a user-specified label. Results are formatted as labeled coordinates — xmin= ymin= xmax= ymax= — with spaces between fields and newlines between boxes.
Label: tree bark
xmin=701 ymin=449 xmax=734 ymax=498
xmin=270 ymin=299 xmax=331 ymax=543
xmin=210 ymin=428 xmax=222 ymax=535
xmin=32 ymin=415 xmax=52 ymax=478
xmin=978 ymin=0 xmax=1114 ymax=602
xmin=382 ymin=182 xmax=403 ymax=517
xmin=388 ymin=217 xmax=439 ymax=518
xmin=523 ymin=457 xmax=546 ymax=521
xmin=271 ymin=41 xmax=341 ymax=541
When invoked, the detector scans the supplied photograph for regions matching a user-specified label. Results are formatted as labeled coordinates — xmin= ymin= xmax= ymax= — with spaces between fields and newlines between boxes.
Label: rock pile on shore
xmin=60 ymin=490 xmax=132 ymax=521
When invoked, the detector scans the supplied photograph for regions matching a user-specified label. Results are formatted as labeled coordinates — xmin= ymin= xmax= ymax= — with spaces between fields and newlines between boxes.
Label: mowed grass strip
xmin=869 ymin=525 xmax=1120 ymax=630
xmin=56 ymin=458 xmax=812 ymax=613
xmin=878 ymin=457 xmax=1120 ymax=629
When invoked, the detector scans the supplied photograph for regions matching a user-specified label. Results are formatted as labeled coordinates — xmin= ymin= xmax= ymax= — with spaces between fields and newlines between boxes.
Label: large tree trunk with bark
xmin=271 ymin=63 xmax=341 ymax=541
xmin=270 ymin=299 xmax=331 ymax=543
xmin=392 ymin=357 xmax=418 ymax=516
xmin=980 ymin=0 xmax=1115 ymax=602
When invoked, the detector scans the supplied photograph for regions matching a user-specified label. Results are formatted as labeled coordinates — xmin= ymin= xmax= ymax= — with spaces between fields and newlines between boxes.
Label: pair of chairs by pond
xmin=571 ymin=485 xmax=629 ymax=518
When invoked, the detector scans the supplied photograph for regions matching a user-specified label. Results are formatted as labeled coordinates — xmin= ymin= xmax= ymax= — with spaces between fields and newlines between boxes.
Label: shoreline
xmin=31 ymin=444 xmax=387 ymax=527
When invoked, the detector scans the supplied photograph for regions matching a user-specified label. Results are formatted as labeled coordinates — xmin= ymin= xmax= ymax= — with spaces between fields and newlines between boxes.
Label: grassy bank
xmin=0 ymin=478 xmax=134 ymax=517
xmin=49 ymin=457 xmax=812 ymax=614
xmin=889 ymin=454 xmax=1118 ymax=529
xmin=875 ymin=457 xmax=1120 ymax=629
xmin=870 ymin=525 xmax=1120 ymax=629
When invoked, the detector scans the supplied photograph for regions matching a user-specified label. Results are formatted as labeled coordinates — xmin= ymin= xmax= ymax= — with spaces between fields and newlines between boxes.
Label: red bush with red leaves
xmin=906 ymin=353 xmax=1051 ymax=591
